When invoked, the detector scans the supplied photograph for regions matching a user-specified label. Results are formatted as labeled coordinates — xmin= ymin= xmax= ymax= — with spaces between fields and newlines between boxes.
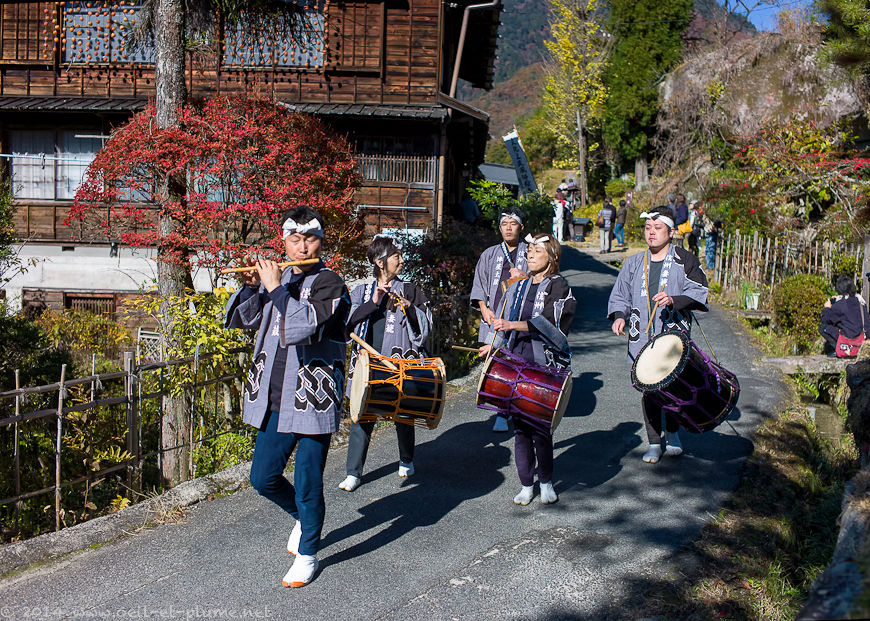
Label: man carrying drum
xmin=607 ymin=205 xmax=709 ymax=464
xmin=224 ymin=206 xmax=350 ymax=588
xmin=338 ymin=234 xmax=432 ymax=492
xmin=470 ymin=207 xmax=529 ymax=432
xmin=479 ymin=234 xmax=576 ymax=505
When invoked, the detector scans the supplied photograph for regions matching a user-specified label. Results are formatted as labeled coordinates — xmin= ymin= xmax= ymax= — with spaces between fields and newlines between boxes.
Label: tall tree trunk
xmin=155 ymin=0 xmax=191 ymax=487
xmin=634 ymin=155 xmax=649 ymax=190
xmin=576 ymin=108 xmax=588 ymax=208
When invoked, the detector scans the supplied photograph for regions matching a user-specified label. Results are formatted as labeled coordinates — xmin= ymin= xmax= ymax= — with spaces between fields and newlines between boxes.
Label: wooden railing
xmin=356 ymin=154 xmax=437 ymax=187
xmin=0 ymin=347 xmax=250 ymax=541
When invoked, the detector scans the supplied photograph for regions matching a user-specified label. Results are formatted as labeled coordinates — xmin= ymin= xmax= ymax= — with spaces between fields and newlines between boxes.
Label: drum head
xmin=550 ymin=373 xmax=573 ymax=433
xmin=349 ymin=350 xmax=372 ymax=423
xmin=632 ymin=332 xmax=688 ymax=390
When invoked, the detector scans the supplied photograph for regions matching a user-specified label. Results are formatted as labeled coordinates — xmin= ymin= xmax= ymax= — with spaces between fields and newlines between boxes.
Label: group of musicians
xmin=224 ymin=202 xmax=708 ymax=588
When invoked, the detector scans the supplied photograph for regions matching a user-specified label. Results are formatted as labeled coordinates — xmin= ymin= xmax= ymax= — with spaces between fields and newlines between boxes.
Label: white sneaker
xmin=398 ymin=461 xmax=415 ymax=477
xmin=286 ymin=520 xmax=301 ymax=555
xmin=642 ymin=444 xmax=663 ymax=463
xmin=513 ymin=485 xmax=534 ymax=505
xmin=665 ymin=431 xmax=683 ymax=457
xmin=282 ymin=554 xmax=318 ymax=588
xmin=492 ymin=416 xmax=509 ymax=432
xmin=338 ymin=475 xmax=361 ymax=491
xmin=540 ymin=481 xmax=558 ymax=504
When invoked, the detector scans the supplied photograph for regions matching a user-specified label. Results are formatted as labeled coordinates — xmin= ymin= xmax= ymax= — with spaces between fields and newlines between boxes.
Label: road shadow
xmin=553 ymin=421 xmax=642 ymax=495
xmin=319 ymin=419 xmax=510 ymax=567
xmin=563 ymin=371 xmax=604 ymax=420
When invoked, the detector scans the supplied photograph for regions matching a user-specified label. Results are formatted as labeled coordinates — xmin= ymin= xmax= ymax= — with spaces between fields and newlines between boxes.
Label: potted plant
xmin=739 ymin=278 xmax=760 ymax=310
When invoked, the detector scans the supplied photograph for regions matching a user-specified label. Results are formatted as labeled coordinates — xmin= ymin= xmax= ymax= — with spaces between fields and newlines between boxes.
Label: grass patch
xmin=623 ymin=407 xmax=857 ymax=620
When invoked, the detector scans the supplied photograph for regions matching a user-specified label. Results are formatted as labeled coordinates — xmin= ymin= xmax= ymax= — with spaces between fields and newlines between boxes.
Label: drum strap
xmin=690 ymin=313 xmax=720 ymax=365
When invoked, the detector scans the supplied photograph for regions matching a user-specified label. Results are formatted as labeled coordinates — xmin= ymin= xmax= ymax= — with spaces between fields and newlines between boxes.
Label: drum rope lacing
xmin=366 ymin=355 xmax=443 ymax=422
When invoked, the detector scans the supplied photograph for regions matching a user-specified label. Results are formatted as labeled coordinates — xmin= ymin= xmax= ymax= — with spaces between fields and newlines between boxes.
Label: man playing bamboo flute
xmin=224 ymin=206 xmax=350 ymax=588
xmin=606 ymin=206 xmax=709 ymax=463
xmin=470 ymin=208 xmax=529 ymax=432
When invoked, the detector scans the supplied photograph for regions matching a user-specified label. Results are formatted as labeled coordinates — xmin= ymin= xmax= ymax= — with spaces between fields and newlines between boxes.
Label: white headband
xmin=282 ymin=217 xmax=323 ymax=239
xmin=524 ymin=234 xmax=550 ymax=248
xmin=499 ymin=212 xmax=523 ymax=226
xmin=371 ymin=234 xmax=403 ymax=262
xmin=639 ymin=212 xmax=675 ymax=230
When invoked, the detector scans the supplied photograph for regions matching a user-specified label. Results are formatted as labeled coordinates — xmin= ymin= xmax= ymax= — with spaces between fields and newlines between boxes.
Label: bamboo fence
xmin=712 ymin=231 xmax=867 ymax=299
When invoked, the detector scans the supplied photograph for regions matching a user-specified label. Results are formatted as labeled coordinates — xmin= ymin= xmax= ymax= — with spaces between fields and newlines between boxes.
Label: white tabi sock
xmin=282 ymin=554 xmax=318 ymax=588
xmin=338 ymin=475 xmax=361 ymax=491
xmin=514 ymin=485 xmax=534 ymax=505
xmin=665 ymin=431 xmax=683 ymax=456
xmin=540 ymin=481 xmax=558 ymax=504
xmin=642 ymin=444 xmax=663 ymax=463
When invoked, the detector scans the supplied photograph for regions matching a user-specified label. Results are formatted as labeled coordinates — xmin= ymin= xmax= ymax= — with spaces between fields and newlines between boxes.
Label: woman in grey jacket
xmin=339 ymin=235 xmax=432 ymax=492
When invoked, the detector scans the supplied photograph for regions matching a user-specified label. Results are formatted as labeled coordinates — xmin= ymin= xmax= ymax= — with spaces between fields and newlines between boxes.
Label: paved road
xmin=0 ymin=247 xmax=787 ymax=620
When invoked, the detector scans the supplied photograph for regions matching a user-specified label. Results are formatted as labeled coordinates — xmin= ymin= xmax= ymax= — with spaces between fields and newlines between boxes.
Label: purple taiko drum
xmin=477 ymin=348 xmax=573 ymax=434
xmin=631 ymin=330 xmax=740 ymax=433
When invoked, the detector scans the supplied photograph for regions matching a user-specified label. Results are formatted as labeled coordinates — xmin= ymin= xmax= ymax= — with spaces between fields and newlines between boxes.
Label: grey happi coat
xmin=346 ymin=278 xmax=432 ymax=393
xmin=225 ymin=262 xmax=350 ymax=434
xmin=606 ymin=244 xmax=709 ymax=362
xmin=492 ymin=274 xmax=576 ymax=369
xmin=470 ymin=241 xmax=529 ymax=343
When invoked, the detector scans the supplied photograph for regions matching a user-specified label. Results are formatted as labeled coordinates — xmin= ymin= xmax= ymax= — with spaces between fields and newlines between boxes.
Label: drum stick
xmin=349 ymin=333 xmax=399 ymax=371
xmin=483 ymin=282 xmax=511 ymax=365
xmin=451 ymin=345 xmax=479 ymax=353
xmin=220 ymin=258 xmax=320 ymax=275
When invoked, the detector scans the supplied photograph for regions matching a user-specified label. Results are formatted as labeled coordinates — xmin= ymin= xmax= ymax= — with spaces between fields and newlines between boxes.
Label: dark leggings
xmin=642 ymin=394 xmax=680 ymax=444
xmin=819 ymin=322 xmax=839 ymax=354
xmin=513 ymin=417 xmax=554 ymax=487
xmin=346 ymin=420 xmax=415 ymax=478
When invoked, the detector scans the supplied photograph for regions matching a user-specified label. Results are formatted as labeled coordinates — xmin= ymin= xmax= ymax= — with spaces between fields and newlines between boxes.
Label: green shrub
xmin=772 ymin=274 xmax=829 ymax=353
xmin=604 ymin=176 xmax=634 ymax=200
xmin=467 ymin=179 xmax=554 ymax=237
xmin=35 ymin=308 xmax=132 ymax=372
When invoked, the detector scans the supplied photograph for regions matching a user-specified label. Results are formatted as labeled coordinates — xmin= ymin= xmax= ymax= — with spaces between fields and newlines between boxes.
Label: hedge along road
xmin=0 ymin=246 xmax=787 ymax=620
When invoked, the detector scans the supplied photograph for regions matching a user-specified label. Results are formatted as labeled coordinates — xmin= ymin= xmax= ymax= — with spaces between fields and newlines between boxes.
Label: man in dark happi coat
xmin=224 ymin=206 xmax=350 ymax=588
xmin=607 ymin=206 xmax=708 ymax=464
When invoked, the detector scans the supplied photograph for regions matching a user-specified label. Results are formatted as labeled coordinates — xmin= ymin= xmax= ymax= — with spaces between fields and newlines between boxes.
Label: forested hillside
xmin=464 ymin=0 xmax=757 ymax=139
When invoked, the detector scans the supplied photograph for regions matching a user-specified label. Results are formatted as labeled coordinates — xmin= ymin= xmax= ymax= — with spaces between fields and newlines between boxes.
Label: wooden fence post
xmin=863 ymin=234 xmax=870 ymax=299
xmin=55 ymin=363 xmax=66 ymax=532
xmin=14 ymin=369 xmax=21 ymax=533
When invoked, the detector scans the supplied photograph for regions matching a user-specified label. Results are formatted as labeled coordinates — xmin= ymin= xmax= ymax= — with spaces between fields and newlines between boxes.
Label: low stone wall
xmin=799 ymin=355 xmax=870 ymax=619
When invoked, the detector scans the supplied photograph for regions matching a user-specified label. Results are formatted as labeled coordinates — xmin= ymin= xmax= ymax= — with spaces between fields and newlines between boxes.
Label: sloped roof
xmin=0 ymin=97 xmax=147 ymax=111
xmin=458 ymin=1 xmax=502 ymax=90
xmin=479 ymin=162 xmax=518 ymax=187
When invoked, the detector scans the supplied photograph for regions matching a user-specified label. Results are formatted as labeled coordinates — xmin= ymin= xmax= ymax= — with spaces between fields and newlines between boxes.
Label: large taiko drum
xmin=631 ymin=330 xmax=740 ymax=433
xmin=350 ymin=350 xmax=446 ymax=430
xmin=476 ymin=348 xmax=573 ymax=434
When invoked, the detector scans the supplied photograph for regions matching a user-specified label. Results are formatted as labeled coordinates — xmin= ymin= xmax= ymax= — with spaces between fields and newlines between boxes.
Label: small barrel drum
xmin=350 ymin=350 xmax=446 ymax=430
xmin=631 ymin=330 xmax=740 ymax=433
xmin=476 ymin=348 xmax=573 ymax=434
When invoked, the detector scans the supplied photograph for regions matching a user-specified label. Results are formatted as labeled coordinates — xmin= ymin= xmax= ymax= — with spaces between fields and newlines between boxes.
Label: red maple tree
xmin=67 ymin=96 xmax=362 ymax=274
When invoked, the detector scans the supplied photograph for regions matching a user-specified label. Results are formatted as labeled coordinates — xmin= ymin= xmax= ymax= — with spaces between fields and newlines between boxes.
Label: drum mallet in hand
xmin=349 ymin=333 xmax=399 ymax=371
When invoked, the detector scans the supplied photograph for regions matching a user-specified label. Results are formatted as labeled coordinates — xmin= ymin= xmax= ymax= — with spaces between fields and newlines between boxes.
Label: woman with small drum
xmin=479 ymin=234 xmax=576 ymax=505
xmin=338 ymin=235 xmax=432 ymax=492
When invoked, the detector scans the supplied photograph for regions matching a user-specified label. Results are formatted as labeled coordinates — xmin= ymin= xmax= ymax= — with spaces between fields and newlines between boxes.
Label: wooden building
xmin=0 ymin=0 xmax=500 ymax=312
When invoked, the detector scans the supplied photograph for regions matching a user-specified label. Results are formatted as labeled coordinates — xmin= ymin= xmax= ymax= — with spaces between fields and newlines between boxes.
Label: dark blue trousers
xmin=249 ymin=411 xmax=331 ymax=556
